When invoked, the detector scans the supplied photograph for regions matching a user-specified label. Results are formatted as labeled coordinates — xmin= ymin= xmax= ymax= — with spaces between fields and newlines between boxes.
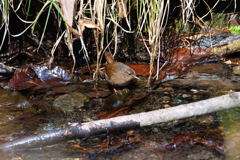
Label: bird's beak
xmin=134 ymin=75 xmax=140 ymax=80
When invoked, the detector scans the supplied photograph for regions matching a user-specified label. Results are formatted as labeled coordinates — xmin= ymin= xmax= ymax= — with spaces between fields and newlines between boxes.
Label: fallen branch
xmin=1 ymin=91 xmax=240 ymax=150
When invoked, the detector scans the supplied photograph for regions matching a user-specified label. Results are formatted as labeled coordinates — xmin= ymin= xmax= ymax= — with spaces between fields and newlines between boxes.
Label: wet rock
xmin=230 ymin=75 xmax=240 ymax=81
xmin=0 ymin=88 xmax=34 ymax=124
xmin=195 ymin=115 xmax=214 ymax=124
xmin=156 ymin=85 xmax=174 ymax=93
xmin=233 ymin=65 xmax=240 ymax=75
xmin=162 ymin=104 xmax=170 ymax=108
xmin=0 ymin=90 xmax=32 ymax=109
xmin=190 ymin=63 xmax=224 ymax=74
xmin=53 ymin=92 xmax=91 ymax=112
xmin=187 ymin=150 xmax=223 ymax=160
xmin=161 ymin=96 xmax=171 ymax=104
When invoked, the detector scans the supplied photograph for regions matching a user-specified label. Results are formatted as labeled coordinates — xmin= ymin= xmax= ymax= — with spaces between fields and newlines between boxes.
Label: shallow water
xmin=1 ymin=61 xmax=240 ymax=159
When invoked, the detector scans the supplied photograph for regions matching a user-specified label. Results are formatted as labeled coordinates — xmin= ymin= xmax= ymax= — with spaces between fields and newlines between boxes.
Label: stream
xmin=0 ymin=60 xmax=239 ymax=159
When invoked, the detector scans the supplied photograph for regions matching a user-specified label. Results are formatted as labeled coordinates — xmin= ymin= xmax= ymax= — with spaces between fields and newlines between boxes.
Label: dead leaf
xmin=78 ymin=18 xmax=100 ymax=35
xmin=119 ymin=0 xmax=127 ymax=19
xmin=127 ymin=64 xmax=157 ymax=76
xmin=14 ymin=113 xmax=45 ymax=125
xmin=171 ymin=46 xmax=210 ymax=64
xmin=8 ymin=67 xmax=44 ymax=90
xmin=59 ymin=0 xmax=76 ymax=27
xmin=8 ymin=63 xmax=72 ymax=90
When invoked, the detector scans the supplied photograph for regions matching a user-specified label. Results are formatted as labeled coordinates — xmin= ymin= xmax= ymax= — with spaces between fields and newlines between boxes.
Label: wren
xmin=104 ymin=51 xmax=139 ymax=87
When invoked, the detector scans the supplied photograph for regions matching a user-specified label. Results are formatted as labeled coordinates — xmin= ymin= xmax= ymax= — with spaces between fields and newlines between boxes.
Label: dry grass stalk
xmin=92 ymin=0 xmax=106 ymax=84
xmin=137 ymin=0 xmax=169 ymax=85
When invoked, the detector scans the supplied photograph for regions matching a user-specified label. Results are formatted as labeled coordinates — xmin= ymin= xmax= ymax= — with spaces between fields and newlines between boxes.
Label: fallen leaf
xmin=171 ymin=46 xmax=210 ymax=64
xmin=59 ymin=0 xmax=76 ymax=27
xmin=78 ymin=18 xmax=100 ymax=35
xmin=8 ymin=67 xmax=44 ymax=90
xmin=127 ymin=64 xmax=157 ymax=76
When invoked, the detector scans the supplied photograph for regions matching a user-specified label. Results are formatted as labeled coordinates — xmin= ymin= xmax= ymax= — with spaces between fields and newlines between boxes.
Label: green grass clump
xmin=228 ymin=26 xmax=240 ymax=35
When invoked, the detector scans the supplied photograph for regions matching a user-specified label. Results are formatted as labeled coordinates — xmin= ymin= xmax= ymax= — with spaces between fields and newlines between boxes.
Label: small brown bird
xmin=104 ymin=51 xmax=139 ymax=87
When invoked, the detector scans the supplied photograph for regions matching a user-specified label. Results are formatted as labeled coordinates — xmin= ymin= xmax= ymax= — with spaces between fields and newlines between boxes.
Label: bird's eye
xmin=128 ymin=72 xmax=131 ymax=75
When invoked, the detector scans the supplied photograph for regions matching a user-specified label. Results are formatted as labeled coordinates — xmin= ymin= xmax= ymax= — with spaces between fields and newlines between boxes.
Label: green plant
xmin=228 ymin=26 xmax=240 ymax=35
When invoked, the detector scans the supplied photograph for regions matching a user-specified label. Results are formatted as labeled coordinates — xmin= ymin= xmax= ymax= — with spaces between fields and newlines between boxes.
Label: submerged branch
xmin=1 ymin=91 xmax=240 ymax=150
